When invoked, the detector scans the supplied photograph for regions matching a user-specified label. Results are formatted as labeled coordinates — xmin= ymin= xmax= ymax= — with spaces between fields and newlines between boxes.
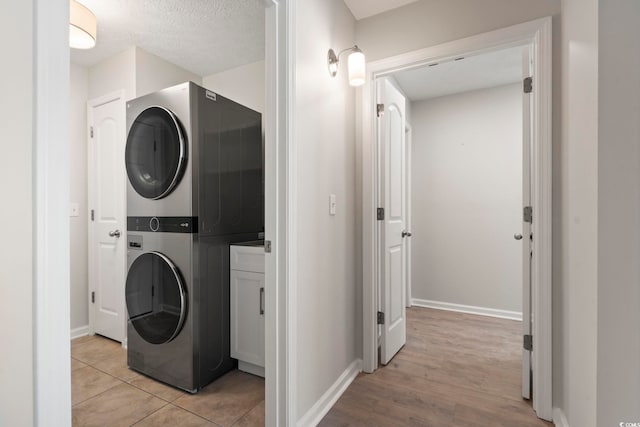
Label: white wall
xmin=88 ymin=47 xmax=136 ymax=101
xmin=0 ymin=2 xmax=34 ymax=425
xmin=596 ymin=0 xmax=640 ymax=425
xmin=88 ymin=46 xmax=201 ymax=102
xmin=295 ymin=0 xmax=359 ymax=420
xmin=355 ymin=0 xmax=560 ymax=62
xmin=556 ymin=0 xmax=599 ymax=425
xmin=410 ymin=84 xmax=522 ymax=313
xmin=202 ymin=61 xmax=265 ymax=113
xmin=70 ymin=63 xmax=90 ymax=332
xmin=135 ymin=47 xmax=202 ymax=97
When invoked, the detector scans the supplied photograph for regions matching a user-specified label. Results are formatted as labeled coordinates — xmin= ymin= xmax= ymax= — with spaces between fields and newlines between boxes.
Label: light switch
xmin=329 ymin=194 xmax=336 ymax=216
xmin=70 ymin=203 xmax=79 ymax=217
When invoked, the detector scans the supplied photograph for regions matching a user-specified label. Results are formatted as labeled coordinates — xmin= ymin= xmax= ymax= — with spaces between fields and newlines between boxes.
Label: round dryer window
xmin=125 ymin=252 xmax=187 ymax=345
xmin=125 ymin=106 xmax=186 ymax=199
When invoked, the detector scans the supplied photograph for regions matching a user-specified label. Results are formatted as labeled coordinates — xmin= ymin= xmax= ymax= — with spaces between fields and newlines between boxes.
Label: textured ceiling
xmin=70 ymin=0 xmax=265 ymax=76
xmin=393 ymin=46 xmax=524 ymax=102
xmin=343 ymin=0 xmax=420 ymax=20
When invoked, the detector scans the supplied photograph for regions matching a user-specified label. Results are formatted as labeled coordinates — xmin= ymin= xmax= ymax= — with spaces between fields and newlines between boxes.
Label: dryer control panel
xmin=127 ymin=216 xmax=198 ymax=233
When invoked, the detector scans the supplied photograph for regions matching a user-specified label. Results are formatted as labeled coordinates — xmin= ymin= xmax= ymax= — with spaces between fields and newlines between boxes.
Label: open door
xmin=377 ymin=78 xmax=407 ymax=365
xmin=521 ymin=47 xmax=533 ymax=400
xmin=88 ymin=92 xmax=127 ymax=343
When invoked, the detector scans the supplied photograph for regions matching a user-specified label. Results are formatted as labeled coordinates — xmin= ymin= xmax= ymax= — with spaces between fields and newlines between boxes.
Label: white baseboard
xmin=411 ymin=298 xmax=523 ymax=321
xmin=297 ymin=359 xmax=362 ymax=427
xmin=238 ymin=360 xmax=265 ymax=378
xmin=553 ymin=407 xmax=569 ymax=427
xmin=70 ymin=325 xmax=90 ymax=340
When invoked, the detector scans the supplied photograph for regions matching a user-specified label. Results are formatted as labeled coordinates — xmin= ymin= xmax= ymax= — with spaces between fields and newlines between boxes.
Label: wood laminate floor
xmin=70 ymin=335 xmax=264 ymax=426
xmin=320 ymin=307 xmax=553 ymax=427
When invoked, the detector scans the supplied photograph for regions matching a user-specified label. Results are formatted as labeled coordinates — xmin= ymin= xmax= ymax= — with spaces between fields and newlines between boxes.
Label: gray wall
xmin=597 ymin=0 xmax=640 ymax=424
xmin=556 ymin=0 xmax=599 ymax=424
xmin=410 ymin=84 xmax=523 ymax=314
xmin=135 ymin=47 xmax=202 ymax=97
xmin=0 ymin=1 xmax=35 ymax=424
xmin=356 ymin=0 xmax=560 ymax=62
xmin=295 ymin=0 xmax=359 ymax=419
xmin=203 ymin=61 xmax=265 ymax=114
xmin=69 ymin=63 xmax=90 ymax=331
xmin=88 ymin=47 xmax=136 ymax=101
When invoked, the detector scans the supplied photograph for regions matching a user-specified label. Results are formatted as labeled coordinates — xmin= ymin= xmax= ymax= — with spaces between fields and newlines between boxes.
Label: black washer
xmin=125 ymin=252 xmax=187 ymax=345
xmin=125 ymin=106 xmax=186 ymax=200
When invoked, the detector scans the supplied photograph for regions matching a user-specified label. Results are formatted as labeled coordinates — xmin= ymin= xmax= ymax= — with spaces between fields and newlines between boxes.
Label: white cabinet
xmin=230 ymin=244 xmax=265 ymax=377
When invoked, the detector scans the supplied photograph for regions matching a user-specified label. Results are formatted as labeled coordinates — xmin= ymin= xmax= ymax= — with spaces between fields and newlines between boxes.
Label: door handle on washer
xmin=109 ymin=229 xmax=121 ymax=238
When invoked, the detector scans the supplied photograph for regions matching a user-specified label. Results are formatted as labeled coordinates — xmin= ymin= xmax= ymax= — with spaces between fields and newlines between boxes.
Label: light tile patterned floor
xmin=70 ymin=335 xmax=264 ymax=427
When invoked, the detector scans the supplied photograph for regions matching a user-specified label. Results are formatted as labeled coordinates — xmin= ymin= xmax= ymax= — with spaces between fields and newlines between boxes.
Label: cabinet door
xmin=230 ymin=270 xmax=265 ymax=367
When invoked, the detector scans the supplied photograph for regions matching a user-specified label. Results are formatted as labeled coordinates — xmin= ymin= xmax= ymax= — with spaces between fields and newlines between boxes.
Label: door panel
xmin=98 ymin=242 xmax=119 ymax=315
xmin=379 ymin=78 xmax=407 ymax=365
xmin=388 ymin=246 xmax=403 ymax=326
xmin=89 ymin=92 xmax=126 ymax=343
xmin=230 ymin=270 xmax=266 ymax=366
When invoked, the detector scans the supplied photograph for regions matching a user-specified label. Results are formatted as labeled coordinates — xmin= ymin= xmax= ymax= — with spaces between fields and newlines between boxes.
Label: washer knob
xmin=150 ymin=217 xmax=160 ymax=232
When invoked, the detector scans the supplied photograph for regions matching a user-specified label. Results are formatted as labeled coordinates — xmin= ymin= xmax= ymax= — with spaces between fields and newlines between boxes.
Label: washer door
xmin=125 ymin=106 xmax=186 ymax=199
xmin=125 ymin=252 xmax=187 ymax=344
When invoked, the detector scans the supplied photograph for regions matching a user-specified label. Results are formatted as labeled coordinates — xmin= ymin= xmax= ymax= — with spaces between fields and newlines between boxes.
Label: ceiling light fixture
xmin=327 ymin=45 xmax=366 ymax=87
xmin=69 ymin=0 xmax=97 ymax=49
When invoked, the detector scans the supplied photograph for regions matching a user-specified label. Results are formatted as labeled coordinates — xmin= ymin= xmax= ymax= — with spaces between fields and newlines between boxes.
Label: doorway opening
xmin=33 ymin=0 xmax=292 ymax=424
xmin=360 ymin=17 xmax=552 ymax=421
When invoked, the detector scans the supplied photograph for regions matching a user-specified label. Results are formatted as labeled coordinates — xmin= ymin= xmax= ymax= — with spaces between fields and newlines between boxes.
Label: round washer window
xmin=125 ymin=106 xmax=186 ymax=199
xmin=125 ymin=252 xmax=187 ymax=345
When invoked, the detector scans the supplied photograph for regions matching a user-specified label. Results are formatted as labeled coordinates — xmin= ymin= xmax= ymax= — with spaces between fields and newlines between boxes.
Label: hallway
xmin=320 ymin=307 xmax=552 ymax=426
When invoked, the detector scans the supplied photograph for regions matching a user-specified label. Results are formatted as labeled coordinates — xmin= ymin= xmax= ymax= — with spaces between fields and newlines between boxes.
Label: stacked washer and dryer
xmin=124 ymin=82 xmax=263 ymax=393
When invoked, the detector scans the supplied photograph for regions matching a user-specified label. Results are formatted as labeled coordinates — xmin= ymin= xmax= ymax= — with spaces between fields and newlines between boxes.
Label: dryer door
xmin=125 ymin=106 xmax=187 ymax=200
xmin=125 ymin=251 xmax=187 ymax=344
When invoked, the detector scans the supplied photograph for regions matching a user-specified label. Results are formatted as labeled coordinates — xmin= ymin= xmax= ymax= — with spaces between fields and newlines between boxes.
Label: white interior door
xmin=88 ymin=91 xmax=126 ymax=343
xmin=521 ymin=47 xmax=533 ymax=400
xmin=378 ymin=78 xmax=407 ymax=365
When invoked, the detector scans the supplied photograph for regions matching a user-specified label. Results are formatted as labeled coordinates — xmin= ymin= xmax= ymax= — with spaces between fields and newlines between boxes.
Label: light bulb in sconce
xmin=70 ymin=0 xmax=97 ymax=49
xmin=347 ymin=47 xmax=365 ymax=86
xmin=327 ymin=45 xmax=366 ymax=87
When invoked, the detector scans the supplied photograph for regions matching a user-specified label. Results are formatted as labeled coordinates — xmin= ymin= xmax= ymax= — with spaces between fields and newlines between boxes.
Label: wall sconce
xmin=70 ymin=0 xmax=97 ymax=49
xmin=327 ymin=45 xmax=366 ymax=87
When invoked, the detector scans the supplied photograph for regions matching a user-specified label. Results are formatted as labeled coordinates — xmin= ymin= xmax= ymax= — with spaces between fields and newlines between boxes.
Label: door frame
xmin=34 ymin=0 xmax=295 ymax=425
xmin=87 ymin=90 xmax=127 ymax=345
xmin=360 ymin=17 xmax=553 ymax=420
xmin=404 ymin=124 xmax=412 ymax=308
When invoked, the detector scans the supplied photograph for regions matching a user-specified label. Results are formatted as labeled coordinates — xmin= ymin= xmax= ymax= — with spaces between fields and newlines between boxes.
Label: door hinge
xmin=91 ymin=291 xmax=95 ymax=304
xmin=377 ymin=311 xmax=385 ymax=325
xmin=377 ymin=208 xmax=385 ymax=221
xmin=377 ymin=103 xmax=385 ymax=118
xmin=523 ymin=206 xmax=533 ymax=223
xmin=264 ymin=240 xmax=272 ymax=253
xmin=90 ymin=126 xmax=94 ymax=138
xmin=524 ymin=334 xmax=533 ymax=351
xmin=523 ymin=77 xmax=533 ymax=94
xmin=91 ymin=209 xmax=95 ymax=221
